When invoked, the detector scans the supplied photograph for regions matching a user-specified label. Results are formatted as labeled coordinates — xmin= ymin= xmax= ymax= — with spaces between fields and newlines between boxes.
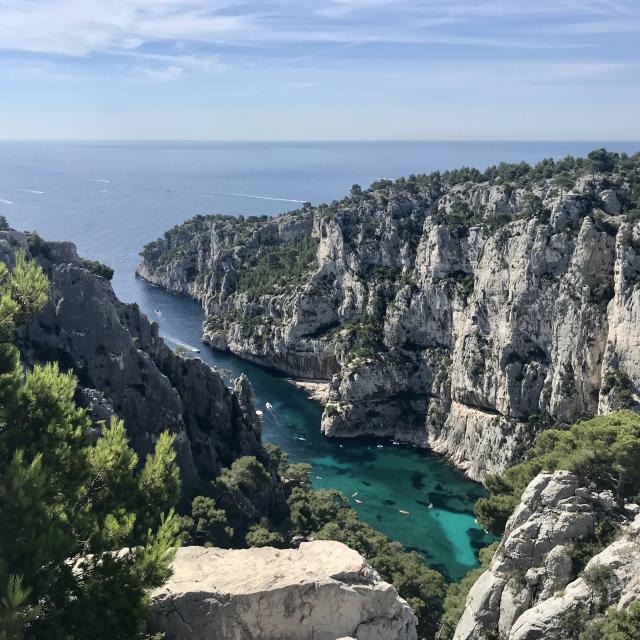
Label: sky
xmin=0 ymin=0 xmax=639 ymax=140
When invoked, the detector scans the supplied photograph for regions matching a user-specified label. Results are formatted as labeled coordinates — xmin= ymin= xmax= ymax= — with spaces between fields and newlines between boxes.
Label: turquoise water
xmin=2 ymin=140 xmax=638 ymax=578
xmin=141 ymin=285 xmax=492 ymax=580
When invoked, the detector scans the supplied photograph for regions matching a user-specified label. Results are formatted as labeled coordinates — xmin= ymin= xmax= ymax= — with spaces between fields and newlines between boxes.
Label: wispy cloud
xmin=0 ymin=0 xmax=637 ymax=59
xmin=0 ymin=0 xmax=639 ymax=139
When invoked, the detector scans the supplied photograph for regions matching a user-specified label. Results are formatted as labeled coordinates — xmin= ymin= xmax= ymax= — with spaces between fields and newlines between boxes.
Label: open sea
xmin=1 ymin=140 xmax=638 ymax=579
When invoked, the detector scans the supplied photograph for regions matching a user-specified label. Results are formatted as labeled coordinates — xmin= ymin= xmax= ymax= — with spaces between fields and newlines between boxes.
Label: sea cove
xmin=3 ymin=140 xmax=639 ymax=580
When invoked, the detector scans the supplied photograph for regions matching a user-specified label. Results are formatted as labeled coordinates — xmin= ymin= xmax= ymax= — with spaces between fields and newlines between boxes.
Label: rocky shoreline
xmin=285 ymin=378 xmax=331 ymax=405
xmin=137 ymin=152 xmax=640 ymax=481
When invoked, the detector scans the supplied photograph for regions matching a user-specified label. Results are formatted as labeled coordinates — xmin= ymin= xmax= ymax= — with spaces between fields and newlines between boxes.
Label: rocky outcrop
xmin=148 ymin=541 xmax=418 ymax=640
xmin=454 ymin=471 xmax=640 ymax=640
xmin=138 ymin=155 xmax=640 ymax=480
xmin=0 ymin=228 xmax=268 ymax=493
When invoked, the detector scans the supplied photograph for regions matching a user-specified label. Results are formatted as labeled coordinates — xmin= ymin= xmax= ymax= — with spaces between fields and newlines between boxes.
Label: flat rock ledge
xmin=286 ymin=379 xmax=331 ymax=405
xmin=148 ymin=541 xmax=418 ymax=640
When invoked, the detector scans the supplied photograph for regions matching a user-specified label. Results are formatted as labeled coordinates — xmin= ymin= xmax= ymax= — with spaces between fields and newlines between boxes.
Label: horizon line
xmin=0 ymin=138 xmax=639 ymax=144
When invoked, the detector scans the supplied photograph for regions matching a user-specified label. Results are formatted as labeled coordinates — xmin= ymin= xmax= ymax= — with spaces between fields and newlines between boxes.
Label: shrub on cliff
xmin=475 ymin=411 xmax=640 ymax=534
xmin=286 ymin=477 xmax=446 ymax=638
xmin=0 ymin=253 xmax=181 ymax=640
xmin=580 ymin=600 xmax=640 ymax=640
xmin=436 ymin=542 xmax=499 ymax=640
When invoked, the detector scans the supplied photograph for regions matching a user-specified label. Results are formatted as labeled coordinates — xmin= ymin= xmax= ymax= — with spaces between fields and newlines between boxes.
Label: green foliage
xmin=569 ymin=517 xmax=620 ymax=576
xmin=437 ymin=542 xmax=498 ymax=639
xmin=601 ymin=369 xmax=635 ymax=410
xmin=0 ymin=255 xmax=181 ymax=639
xmin=80 ymin=258 xmax=114 ymax=281
xmin=336 ymin=314 xmax=386 ymax=362
xmin=437 ymin=568 xmax=484 ymax=639
xmin=0 ymin=576 xmax=37 ymax=640
xmin=245 ymin=520 xmax=285 ymax=548
xmin=476 ymin=412 xmax=640 ymax=534
xmin=179 ymin=496 xmax=233 ymax=548
xmin=236 ymin=236 xmax=318 ymax=299
xmin=580 ymin=600 xmax=640 ymax=640
xmin=173 ymin=344 xmax=195 ymax=359
xmin=286 ymin=471 xmax=446 ymax=639
xmin=213 ymin=456 xmax=272 ymax=534
xmin=5 ymin=250 xmax=49 ymax=326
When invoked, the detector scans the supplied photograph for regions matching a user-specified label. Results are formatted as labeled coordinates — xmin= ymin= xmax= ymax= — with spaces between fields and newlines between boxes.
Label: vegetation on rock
xmin=0 ymin=253 xmax=181 ymax=639
xmin=475 ymin=411 xmax=640 ymax=534
xmin=580 ymin=600 xmax=640 ymax=640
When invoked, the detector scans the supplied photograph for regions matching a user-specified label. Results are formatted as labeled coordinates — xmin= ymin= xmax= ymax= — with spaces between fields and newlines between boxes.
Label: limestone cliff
xmin=137 ymin=152 xmax=640 ymax=480
xmin=454 ymin=471 xmax=640 ymax=640
xmin=148 ymin=540 xmax=418 ymax=640
xmin=0 ymin=228 xmax=268 ymax=493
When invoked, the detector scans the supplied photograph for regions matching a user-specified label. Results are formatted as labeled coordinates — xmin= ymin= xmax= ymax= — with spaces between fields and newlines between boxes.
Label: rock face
xmin=454 ymin=471 xmax=640 ymax=640
xmin=0 ymin=228 xmax=268 ymax=492
xmin=138 ymin=159 xmax=640 ymax=480
xmin=149 ymin=541 xmax=418 ymax=640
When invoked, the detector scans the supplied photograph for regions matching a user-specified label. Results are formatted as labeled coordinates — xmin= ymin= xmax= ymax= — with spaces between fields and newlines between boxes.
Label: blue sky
xmin=0 ymin=0 xmax=639 ymax=140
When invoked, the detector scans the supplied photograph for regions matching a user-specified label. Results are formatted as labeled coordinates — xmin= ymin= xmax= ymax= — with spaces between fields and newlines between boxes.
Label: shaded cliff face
xmin=0 ymin=228 xmax=266 ymax=493
xmin=138 ymin=154 xmax=640 ymax=480
xmin=454 ymin=471 xmax=640 ymax=640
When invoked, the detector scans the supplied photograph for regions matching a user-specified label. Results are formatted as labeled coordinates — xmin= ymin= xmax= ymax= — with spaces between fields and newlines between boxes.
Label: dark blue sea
xmin=1 ymin=140 xmax=638 ymax=579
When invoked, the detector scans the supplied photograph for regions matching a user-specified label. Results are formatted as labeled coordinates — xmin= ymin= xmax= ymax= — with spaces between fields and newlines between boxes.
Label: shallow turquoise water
xmin=140 ymin=285 xmax=492 ymax=580
xmin=5 ymin=141 xmax=636 ymax=578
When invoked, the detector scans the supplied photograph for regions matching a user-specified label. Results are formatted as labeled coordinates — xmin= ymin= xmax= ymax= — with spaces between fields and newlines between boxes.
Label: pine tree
xmin=0 ymin=251 xmax=182 ymax=639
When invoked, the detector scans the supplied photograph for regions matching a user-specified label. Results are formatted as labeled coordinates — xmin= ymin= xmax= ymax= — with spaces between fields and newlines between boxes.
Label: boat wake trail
xmin=90 ymin=178 xmax=111 ymax=183
xmin=0 ymin=198 xmax=13 ymax=205
xmin=212 ymin=192 xmax=307 ymax=204
xmin=19 ymin=189 xmax=45 ymax=194
xmin=265 ymin=402 xmax=283 ymax=427
xmin=166 ymin=335 xmax=200 ymax=353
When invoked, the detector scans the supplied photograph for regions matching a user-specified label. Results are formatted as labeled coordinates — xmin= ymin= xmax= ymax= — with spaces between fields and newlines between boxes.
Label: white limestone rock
xmin=454 ymin=471 xmax=639 ymax=640
xmin=149 ymin=541 xmax=418 ymax=640
xmin=137 ymin=172 xmax=639 ymax=480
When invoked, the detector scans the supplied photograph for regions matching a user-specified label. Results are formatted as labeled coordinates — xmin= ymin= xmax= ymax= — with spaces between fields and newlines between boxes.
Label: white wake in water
xmin=212 ymin=192 xmax=307 ymax=204
xmin=90 ymin=178 xmax=111 ymax=183
xmin=19 ymin=189 xmax=45 ymax=194
xmin=0 ymin=199 xmax=13 ymax=205
xmin=166 ymin=335 xmax=200 ymax=352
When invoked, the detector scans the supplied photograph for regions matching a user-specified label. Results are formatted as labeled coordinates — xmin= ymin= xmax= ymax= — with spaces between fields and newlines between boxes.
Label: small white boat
xmin=355 ymin=499 xmax=363 ymax=504
xmin=315 ymin=476 xmax=323 ymax=480
xmin=266 ymin=402 xmax=274 ymax=411
xmin=351 ymin=491 xmax=358 ymax=497
xmin=255 ymin=410 xmax=263 ymax=417
xmin=376 ymin=444 xmax=383 ymax=449
xmin=428 ymin=503 xmax=434 ymax=510
xmin=392 ymin=441 xmax=400 ymax=445
xmin=297 ymin=436 xmax=306 ymax=441
xmin=339 ymin=444 xmax=343 ymax=448
xmin=399 ymin=509 xmax=410 ymax=515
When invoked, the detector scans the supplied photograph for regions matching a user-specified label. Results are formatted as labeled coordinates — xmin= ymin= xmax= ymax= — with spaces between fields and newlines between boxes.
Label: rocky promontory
xmin=0 ymin=227 xmax=268 ymax=492
xmin=148 ymin=540 xmax=418 ymax=640
xmin=454 ymin=471 xmax=640 ymax=640
xmin=137 ymin=151 xmax=640 ymax=479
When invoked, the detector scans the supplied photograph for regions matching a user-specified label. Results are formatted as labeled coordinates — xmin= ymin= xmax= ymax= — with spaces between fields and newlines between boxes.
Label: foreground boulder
xmin=454 ymin=471 xmax=640 ymax=639
xmin=149 ymin=541 xmax=418 ymax=640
